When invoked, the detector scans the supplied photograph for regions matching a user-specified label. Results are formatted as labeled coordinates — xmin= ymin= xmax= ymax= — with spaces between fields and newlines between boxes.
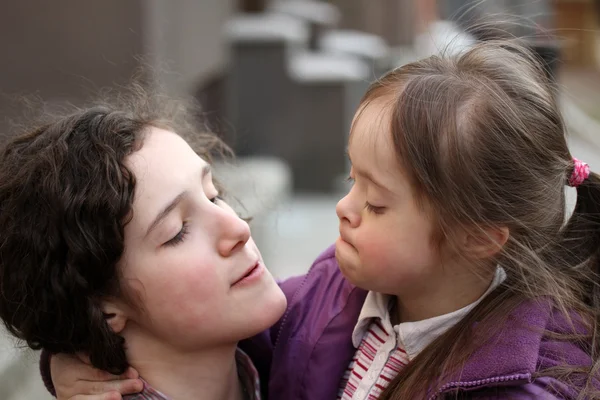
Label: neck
xmin=123 ymin=331 xmax=244 ymax=400
xmin=394 ymin=261 xmax=496 ymax=324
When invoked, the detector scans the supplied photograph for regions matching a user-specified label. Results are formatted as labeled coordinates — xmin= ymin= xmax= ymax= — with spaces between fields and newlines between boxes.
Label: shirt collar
xmin=351 ymin=267 xmax=507 ymax=360
xmin=126 ymin=348 xmax=261 ymax=400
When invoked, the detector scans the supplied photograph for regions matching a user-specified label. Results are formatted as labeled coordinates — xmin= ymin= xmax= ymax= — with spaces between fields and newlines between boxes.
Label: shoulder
xmin=478 ymin=298 xmax=592 ymax=371
xmin=271 ymin=244 xmax=366 ymax=339
xmin=534 ymin=306 xmax=594 ymax=398
xmin=276 ymin=244 xmax=347 ymax=302
xmin=536 ymin=304 xmax=592 ymax=371
xmin=456 ymin=299 xmax=594 ymax=399
xmin=280 ymin=245 xmax=366 ymax=309
xmin=509 ymin=301 xmax=594 ymax=398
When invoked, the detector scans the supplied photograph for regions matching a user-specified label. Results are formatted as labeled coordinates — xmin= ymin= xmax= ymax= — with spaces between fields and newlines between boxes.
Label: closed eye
xmin=365 ymin=202 xmax=385 ymax=215
xmin=165 ymin=221 xmax=189 ymax=246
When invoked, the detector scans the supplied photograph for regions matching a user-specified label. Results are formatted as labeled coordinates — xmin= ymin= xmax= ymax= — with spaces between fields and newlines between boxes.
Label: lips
xmin=338 ymin=228 xmax=353 ymax=247
xmin=232 ymin=261 xmax=260 ymax=286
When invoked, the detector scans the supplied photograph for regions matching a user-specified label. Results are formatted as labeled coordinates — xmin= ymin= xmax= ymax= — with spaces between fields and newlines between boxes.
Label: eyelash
xmin=365 ymin=202 xmax=385 ymax=215
xmin=164 ymin=195 xmax=222 ymax=247
xmin=165 ymin=221 xmax=189 ymax=246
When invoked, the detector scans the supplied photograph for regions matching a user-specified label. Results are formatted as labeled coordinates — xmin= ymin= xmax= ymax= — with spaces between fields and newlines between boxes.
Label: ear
xmin=461 ymin=226 xmax=509 ymax=260
xmin=101 ymin=299 xmax=129 ymax=334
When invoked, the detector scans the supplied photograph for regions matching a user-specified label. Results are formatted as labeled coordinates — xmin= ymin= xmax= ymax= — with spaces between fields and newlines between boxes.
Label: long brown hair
xmin=363 ymin=40 xmax=600 ymax=399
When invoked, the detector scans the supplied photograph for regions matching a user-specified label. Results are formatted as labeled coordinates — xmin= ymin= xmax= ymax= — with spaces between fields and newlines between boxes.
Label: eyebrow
xmin=145 ymin=191 xmax=188 ymax=237
xmin=145 ymin=164 xmax=212 ymax=237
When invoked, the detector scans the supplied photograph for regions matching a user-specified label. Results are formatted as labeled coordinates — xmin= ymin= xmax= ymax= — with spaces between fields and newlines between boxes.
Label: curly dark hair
xmin=0 ymin=84 xmax=226 ymax=374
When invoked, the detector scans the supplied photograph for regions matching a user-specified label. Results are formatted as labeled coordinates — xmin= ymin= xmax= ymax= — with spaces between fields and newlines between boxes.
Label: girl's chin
xmin=250 ymin=285 xmax=287 ymax=328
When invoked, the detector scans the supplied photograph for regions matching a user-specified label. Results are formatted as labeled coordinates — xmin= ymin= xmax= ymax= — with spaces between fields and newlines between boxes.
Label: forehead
xmin=125 ymin=127 xmax=207 ymax=225
xmin=348 ymin=98 xmax=399 ymax=173
xmin=127 ymin=126 xmax=205 ymax=182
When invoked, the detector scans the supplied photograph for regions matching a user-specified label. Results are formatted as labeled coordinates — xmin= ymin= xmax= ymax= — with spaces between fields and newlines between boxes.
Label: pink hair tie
xmin=568 ymin=158 xmax=590 ymax=187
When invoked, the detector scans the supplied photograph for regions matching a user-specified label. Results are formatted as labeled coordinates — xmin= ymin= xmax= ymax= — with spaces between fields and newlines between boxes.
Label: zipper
xmin=428 ymin=373 xmax=531 ymax=400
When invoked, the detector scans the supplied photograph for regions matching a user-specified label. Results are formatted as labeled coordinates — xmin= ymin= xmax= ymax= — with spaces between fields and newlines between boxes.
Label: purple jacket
xmin=240 ymin=245 xmax=593 ymax=399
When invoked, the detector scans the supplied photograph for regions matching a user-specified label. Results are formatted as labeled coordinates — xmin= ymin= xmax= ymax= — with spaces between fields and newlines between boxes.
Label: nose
xmin=217 ymin=208 xmax=252 ymax=257
xmin=336 ymin=192 xmax=361 ymax=228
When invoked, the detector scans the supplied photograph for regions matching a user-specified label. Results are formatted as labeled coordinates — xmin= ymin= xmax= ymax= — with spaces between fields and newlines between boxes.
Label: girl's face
xmin=115 ymin=127 xmax=286 ymax=351
xmin=335 ymin=101 xmax=444 ymax=298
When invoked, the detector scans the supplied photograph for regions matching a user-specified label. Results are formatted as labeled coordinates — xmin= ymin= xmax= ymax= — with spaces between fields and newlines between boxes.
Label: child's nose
xmin=336 ymin=194 xmax=360 ymax=228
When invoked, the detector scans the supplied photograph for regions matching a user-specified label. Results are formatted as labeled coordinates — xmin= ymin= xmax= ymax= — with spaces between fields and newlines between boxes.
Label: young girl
xmin=0 ymin=86 xmax=287 ymax=399
xmin=45 ymin=40 xmax=598 ymax=399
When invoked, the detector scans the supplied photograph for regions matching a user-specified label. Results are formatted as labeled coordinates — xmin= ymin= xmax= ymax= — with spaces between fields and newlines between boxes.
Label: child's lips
xmin=338 ymin=230 xmax=354 ymax=248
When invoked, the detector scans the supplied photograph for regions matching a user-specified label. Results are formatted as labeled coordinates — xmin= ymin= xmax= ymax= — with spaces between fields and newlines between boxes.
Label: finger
xmin=69 ymin=392 xmax=123 ymax=400
xmin=75 ymin=352 xmax=92 ymax=365
xmin=122 ymin=367 xmax=139 ymax=380
xmin=80 ymin=378 xmax=144 ymax=395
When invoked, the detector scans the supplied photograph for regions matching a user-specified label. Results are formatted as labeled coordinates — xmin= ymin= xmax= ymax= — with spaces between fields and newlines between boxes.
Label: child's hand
xmin=51 ymin=353 xmax=143 ymax=400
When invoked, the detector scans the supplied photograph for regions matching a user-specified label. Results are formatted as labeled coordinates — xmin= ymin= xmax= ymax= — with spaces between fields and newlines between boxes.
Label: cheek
xmin=127 ymin=257 xmax=223 ymax=325
xmin=355 ymin=216 xmax=438 ymax=272
xmin=354 ymin=226 xmax=399 ymax=273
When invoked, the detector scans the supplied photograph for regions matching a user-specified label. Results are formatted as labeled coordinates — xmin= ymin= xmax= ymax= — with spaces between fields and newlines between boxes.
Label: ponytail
xmin=561 ymin=171 xmax=600 ymax=309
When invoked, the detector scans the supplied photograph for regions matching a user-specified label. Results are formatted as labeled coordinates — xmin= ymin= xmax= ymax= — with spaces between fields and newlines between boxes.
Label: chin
xmin=336 ymin=256 xmax=368 ymax=289
xmin=245 ymin=282 xmax=287 ymax=337
xmin=263 ymin=282 xmax=287 ymax=321
xmin=335 ymin=245 xmax=358 ymax=275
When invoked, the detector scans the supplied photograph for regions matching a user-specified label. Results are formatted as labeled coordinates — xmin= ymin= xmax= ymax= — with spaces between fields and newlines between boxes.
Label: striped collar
xmin=351 ymin=268 xmax=506 ymax=360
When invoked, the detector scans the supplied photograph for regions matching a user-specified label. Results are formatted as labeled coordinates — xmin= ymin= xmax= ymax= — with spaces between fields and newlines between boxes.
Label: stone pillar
xmin=225 ymin=13 xmax=309 ymax=154
xmin=285 ymin=52 xmax=370 ymax=190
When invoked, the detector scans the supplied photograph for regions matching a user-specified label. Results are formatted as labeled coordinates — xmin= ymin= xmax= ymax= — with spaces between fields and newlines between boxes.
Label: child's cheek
xmin=356 ymin=230 xmax=397 ymax=274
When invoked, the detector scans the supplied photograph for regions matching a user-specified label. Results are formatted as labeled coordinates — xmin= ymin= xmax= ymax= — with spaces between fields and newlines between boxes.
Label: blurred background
xmin=1 ymin=0 xmax=600 ymax=398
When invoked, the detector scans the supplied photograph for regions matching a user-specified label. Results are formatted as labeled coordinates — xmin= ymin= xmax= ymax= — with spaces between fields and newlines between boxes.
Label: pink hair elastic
xmin=568 ymin=158 xmax=590 ymax=187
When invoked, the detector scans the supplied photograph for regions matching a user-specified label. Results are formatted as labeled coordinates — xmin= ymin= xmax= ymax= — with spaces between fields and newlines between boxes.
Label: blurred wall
xmin=0 ymin=0 xmax=234 ymax=137
xmin=145 ymin=0 xmax=235 ymax=96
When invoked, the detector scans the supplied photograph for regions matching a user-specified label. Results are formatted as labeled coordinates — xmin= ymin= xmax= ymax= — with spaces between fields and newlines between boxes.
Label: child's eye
xmin=365 ymin=202 xmax=385 ymax=215
xmin=165 ymin=221 xmax=189 ymax=246
xmin=345 ymin=175 xmax=355 ymax=184
xmin=210 ymin=195 xmax=222 ymax=204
